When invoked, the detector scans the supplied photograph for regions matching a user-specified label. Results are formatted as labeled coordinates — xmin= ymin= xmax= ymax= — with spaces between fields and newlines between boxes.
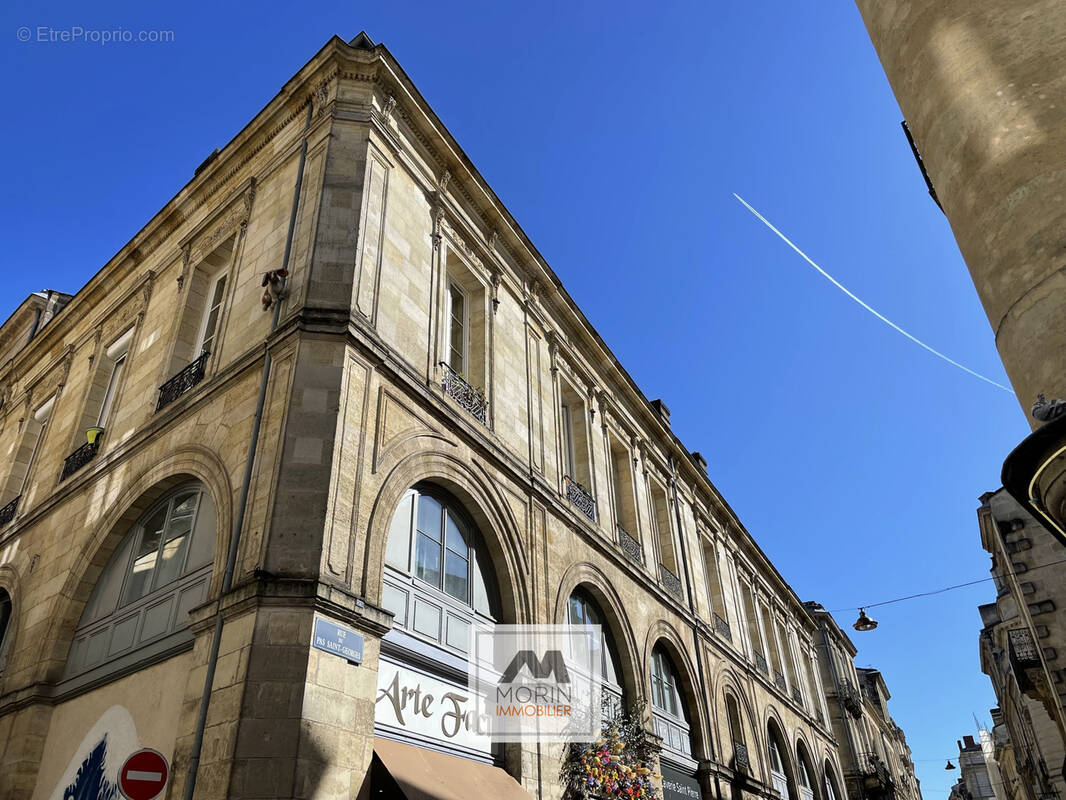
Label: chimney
xmin=651 ymin=399 xmax=670 ymax=427
xmin=691 ymin=451 xmax=707 ymax=473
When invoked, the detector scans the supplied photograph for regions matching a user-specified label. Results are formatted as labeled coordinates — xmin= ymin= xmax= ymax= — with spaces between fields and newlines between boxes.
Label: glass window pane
xmin=471 ymin=548 xmax=491 ymax=616
xmin=97 ymin=356 xmax=125 ymax=427
xmin=186 ymin=490 xmax=215 ymax=572
xmin=444 ymin=550 xmax=469 ymax=601
xmin=120 ymin=506 xmax=167 ymax=605
xmin=414 ymin=532 xmax=441 ymax=588
xmin=445 ymin=513 xmax=467 ymax=554
xmin=386 ymin=493 xmax=414 ymax=569
xmin=153 ymin=504 xmax=194 ymax=590
xmin=211 ymin=274 xmax=228 ymax=307
xmin=568 ymin=594 xmax=584 ymax=626
xmin=417 ymin=495 xmax=442 ymax=541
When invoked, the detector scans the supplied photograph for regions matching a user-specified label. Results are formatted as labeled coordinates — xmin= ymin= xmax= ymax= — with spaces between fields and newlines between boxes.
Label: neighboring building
xmin=807 ymin=604 xmax=923 ymax=800
xmin=853 ymin=3 xmax=1066 ymax=795
xmin=950 ymin=735 xmax=1002 ymax=800
xmin=0 ymin=32 xmax=915 ymax=800
xmin=978 ymin=489 xmax=1066 ymax=800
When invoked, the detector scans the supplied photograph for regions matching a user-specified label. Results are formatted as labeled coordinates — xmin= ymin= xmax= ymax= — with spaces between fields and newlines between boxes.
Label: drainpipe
xmin=669 ymin=454 xmax=719 ymax=774
xmin=183 ymin=100 xmax=313 ymax=800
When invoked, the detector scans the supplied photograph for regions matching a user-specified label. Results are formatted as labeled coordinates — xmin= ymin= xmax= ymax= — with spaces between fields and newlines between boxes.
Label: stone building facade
xmin=853 ymin=3 xmax=1066 ymax=795
xmin=977 ymin=489 xmax=1066 ymax=800
xmin=0 ymin=32 xmax=914 ymax=800
xmin=807 ymin=605 xmax=922 ymax=800
xmin=949 ymin=734 xmax=1003 ymax=800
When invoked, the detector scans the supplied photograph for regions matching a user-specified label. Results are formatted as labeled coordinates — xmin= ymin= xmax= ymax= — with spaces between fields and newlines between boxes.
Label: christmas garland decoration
xmin=561 ymin=699 xmax=662 ymax=800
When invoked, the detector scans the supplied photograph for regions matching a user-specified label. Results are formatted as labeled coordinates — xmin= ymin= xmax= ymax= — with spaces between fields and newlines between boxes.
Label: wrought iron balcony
xmin=157 ymin=351 xmax=210 ymax=411
xmin=774 ymin=670 xmax=787 ymax=692
xmin=791 ymin=685 xmax=804 ymax=706
xmin=1008 ymin=627 xmax=1041 ymax=668
xmin=754 ymin=651 xmax=769 ymax=676
xmin=860 ymin=753 xmax=895 ymax=796
xmin=838 ymin=679 xmax=863 ymax=718
xmin=61 ymin=440 xmax=100 ymax=481
xmin=816 ymin=708 xmax=825 ymax=725
xmin=714 ymin=613 xmax=732 ymax=643
xmin=0 ymin=495 xmax=19 ymax=526
xmin=564 ymin=475 xmax=596 ymax=521
xmin=617 ymin=524 xmax=643 ymax=564
xmin=439 ymin=362 xmax=487 ymax=425
xmin=659 ymin=563 xmax=683 ymax=600
xmin=733 ymin=741 xmax=750 ymax=773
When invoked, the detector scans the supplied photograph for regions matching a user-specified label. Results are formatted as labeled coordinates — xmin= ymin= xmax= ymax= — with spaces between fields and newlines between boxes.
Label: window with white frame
xmin=650 ymin=644 xmax=693 ymax=758
xmin=798 ymin=750 xmax=816 ymax=800
xmin=567 ymin=588 xmax=624 ymax=712
xmin=196 ymin=270 xmax=228 ymax=356
xmin=446 ymin=282 xmax=467 ymax=374
xmin=2 ymin=396 xmax=54 ymax=507
xmin=64 ymin=483 xmax=216 ymax=682
xmin=382 ymin=485 xmax=499 ymax=655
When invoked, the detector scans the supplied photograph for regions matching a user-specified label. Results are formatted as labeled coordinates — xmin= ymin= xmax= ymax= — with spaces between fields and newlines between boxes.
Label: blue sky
xmin=1 ymin=1 xmax=1030 ymax=794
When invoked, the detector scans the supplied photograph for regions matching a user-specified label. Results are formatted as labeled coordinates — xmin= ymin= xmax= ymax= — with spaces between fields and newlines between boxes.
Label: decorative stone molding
xmin=382 ymin=94 xmax=397 ymax=123
xmin=182 ymin=178 xmax=257 ymax=268
xmin=438 ymin=169 xmax=451 ymax=193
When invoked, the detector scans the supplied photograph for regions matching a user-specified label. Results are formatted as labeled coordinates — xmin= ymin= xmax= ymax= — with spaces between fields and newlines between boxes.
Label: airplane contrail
xmin=733 ymin=193 xmax=1015 ymax=395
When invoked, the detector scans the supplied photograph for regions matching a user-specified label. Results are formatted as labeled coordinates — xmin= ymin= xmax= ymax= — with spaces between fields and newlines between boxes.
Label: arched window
xmin=824 ymin=763 xmax=842 ymax=800
xmin=768 ymin=726 xmax=793 ymax=800
xmin=797 ymin=747 xmax=816 ymax=800
xmin=567 ymin=589 xmax=624 ymax=711
xmin=65 ymin=484 xmax=216 ymax=681
xmin=650 ymin=644 xmax=693 ymax=760
xmin=726 ymin=694 xmax=749 ymax=772
xmin=0 ymin=588 xmax=12 ymax=673
xmin=382 ymin=485 xmax=498 ymax=655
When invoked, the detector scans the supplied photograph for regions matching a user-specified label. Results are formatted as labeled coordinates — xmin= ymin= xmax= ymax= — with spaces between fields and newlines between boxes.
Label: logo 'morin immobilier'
xmin=471 ymin=625 xmax=602 ymax=743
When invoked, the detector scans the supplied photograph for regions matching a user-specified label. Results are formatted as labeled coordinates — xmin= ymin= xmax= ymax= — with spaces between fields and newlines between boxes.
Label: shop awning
xmin=373 ymin=738 xmax=533 ymax=800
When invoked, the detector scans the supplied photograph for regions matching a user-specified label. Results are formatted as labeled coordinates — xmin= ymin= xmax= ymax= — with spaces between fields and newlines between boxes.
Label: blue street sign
xmin=312 ymin=617 xmax=364 ymax=664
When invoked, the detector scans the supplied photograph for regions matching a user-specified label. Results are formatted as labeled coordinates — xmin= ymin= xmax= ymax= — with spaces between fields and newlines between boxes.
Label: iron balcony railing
xmin=617 ymin=524 xmax=643 ymax=564
xmin=791 ymin=685 xmax=804 ymax=706
xmin=860 ymin=753 xmax=895 ymax=794
xmin=1008 ymin=627 xmax=1041 ymax=668
xmin=61 ymin=440 xmax=100 ymax=481
xmin=816 ymin=708 xmax=825 ymax=725
xmin=439 ymin=362 xmax=488 ymax=425
xmin=564 ymin=475 xmax=596 ymax=521
xmin=660 ymin=563 xmax=683 ymax=600
xmin=157 ymin=351 xmax=210 ymax=411
xmin=774 ymin=670 xmax=787 ymax=692
xmin=0 ymin=495 xmax=19 ymax=526
xmin=733 ymin=741 xmax=751 ymax=772
xmin=714 ymin=613 xmax=732 ymax=643
xmin=838 ymin=679 xmax=863 ymax=718
xmin=754 ymin=651 xmax=769 ymax=676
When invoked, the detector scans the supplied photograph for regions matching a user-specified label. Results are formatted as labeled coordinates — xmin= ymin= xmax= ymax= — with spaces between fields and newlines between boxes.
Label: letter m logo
xmin=499 ymin=650 xmax=570 ymax=683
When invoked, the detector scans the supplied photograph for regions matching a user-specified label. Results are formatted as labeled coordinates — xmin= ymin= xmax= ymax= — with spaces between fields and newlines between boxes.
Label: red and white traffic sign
xmin=119 ymin=748 xmax=169 ymax=800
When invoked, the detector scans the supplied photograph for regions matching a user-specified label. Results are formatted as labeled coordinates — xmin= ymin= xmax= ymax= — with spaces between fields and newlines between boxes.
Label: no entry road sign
xmin=119 ymin=748 xmax=169 ymax=800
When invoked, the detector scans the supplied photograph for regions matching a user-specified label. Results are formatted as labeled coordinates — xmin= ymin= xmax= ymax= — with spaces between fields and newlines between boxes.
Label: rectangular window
xmin=704 ymin=542 xmax=728 ymax=621
xmin=560 ymin=402 xmax=575 ymax=477
xmin=650 ymin=482 xmax=676 ymax=574
xmin=97 ymin=354 xmax=126 ymax=427
xmin=447 ymin=283 xmax=467 ymax=374
xmin=196 ymin=271 xmax=228 ymax=355
xmin=609 ymin=435 xmax=637 ymax=535
xmin=742 ymin=583 xmax=763 ymax=657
